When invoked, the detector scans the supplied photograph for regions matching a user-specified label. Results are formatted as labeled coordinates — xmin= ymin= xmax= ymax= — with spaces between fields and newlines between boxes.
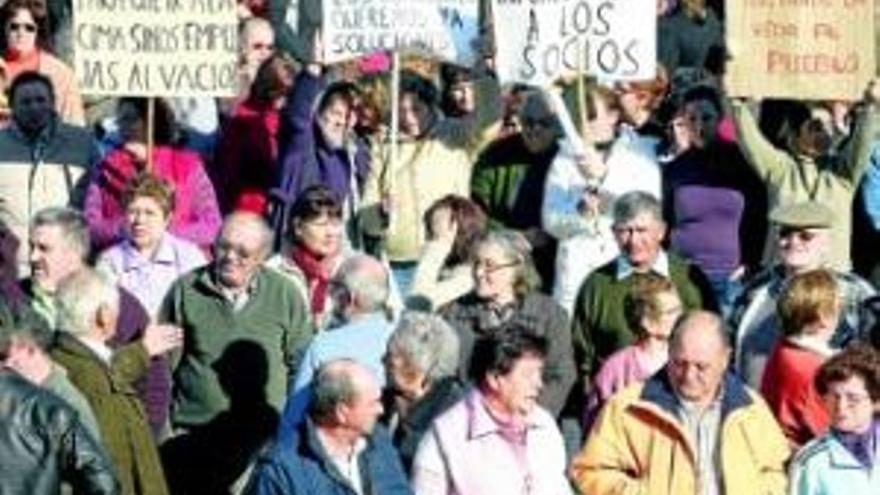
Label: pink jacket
xmin=412 ymin=388 xmax=572 ymax=495
xmin=84 ymin=146 xmax=221 ymax=250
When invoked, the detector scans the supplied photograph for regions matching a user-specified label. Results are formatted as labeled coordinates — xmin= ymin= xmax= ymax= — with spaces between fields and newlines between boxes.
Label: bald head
xmin=667 ymin=311 xmax=731 ymax=406
xmin=669 ymin=311 xmax=730 ymax=354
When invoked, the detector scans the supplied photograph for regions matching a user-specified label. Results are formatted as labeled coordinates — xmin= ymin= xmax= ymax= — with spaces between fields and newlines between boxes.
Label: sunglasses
xmin=8 ymin=22 xmax=36 ymax=33
xmin=778 ymin=228 xmax=819 ymax=243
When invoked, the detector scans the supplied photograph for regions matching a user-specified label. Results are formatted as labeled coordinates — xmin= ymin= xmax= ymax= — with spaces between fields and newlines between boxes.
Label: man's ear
xmin=95 ymin=303 xmax=115 ymax=335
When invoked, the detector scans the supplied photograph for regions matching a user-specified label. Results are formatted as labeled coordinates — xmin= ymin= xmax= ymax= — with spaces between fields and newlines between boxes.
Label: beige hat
xmin=769 ymin=202 xmax=834 ymax=228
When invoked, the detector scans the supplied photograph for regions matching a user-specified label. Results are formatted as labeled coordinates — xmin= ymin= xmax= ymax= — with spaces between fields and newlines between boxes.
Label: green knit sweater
xmin=571 ymin=253 xmax=716 ymax=380
xmin=161 ymin=266 xmax=312 ymax=427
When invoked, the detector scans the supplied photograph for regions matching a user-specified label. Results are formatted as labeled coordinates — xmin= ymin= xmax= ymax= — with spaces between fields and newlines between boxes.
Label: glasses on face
xmin=8 ymin=22 xmax=36 ymax=33
xmin=215 ymin=239 xmax=259 ymax=261
xmin=823 ymin=390 xmax=872 ymax=407
xmin=778 ymin=228 xmax=819 ymax=243
xmin=250 ymin=42 xmax=274 ymax=51
xmin=473 ymin=258 xmax=520 ymax=274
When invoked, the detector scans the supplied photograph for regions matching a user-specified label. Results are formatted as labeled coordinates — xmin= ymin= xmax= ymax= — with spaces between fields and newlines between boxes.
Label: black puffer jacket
xmin=0 ymin=371 xmax=119 ymax=494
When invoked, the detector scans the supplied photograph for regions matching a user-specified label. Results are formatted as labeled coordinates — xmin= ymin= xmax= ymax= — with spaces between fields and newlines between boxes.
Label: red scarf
xmin=290 ymin=245 xmax=332 ymax=317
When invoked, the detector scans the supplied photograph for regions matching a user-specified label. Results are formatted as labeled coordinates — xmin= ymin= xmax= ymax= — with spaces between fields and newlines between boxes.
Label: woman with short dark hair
xmin=789 ymin=344 xmax=880 ymax=494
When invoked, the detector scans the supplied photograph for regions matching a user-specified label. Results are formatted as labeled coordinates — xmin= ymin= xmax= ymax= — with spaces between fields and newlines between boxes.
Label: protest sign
xmin=74 ymin=0 xmax=238 ymax=97
xmin=492 ymin=0 xmax=656 ymax=87
xmin=726 ymin=0 xmax=876 ymax=100
xmin=322 ymin=0 xmax=479 ymax=65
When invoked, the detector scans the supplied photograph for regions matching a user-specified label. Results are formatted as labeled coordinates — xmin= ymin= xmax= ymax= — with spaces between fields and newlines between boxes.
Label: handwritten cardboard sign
xmin=726 ymin=0 xmax=876 ymax=100
xmin=492 ymin=0 xmax=656 ymax=86
xmin=322 ymin=0 xmax=479 ymax=65
xmin=74 ymin=0 xmax=238 ymax=97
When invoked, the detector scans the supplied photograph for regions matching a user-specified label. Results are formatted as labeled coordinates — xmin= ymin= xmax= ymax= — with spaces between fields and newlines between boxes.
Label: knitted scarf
xmin=290 ymin=245 xmax=332 ymax=317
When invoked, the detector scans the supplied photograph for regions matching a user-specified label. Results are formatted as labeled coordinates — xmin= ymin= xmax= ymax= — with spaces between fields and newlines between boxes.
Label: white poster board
xmin=322 ymin=0 xmax=479 ymax=65
xmin=74 ymin=0 xmax=238 ymax=97
xmin=492 ymin=0 xmax=656 ymax=86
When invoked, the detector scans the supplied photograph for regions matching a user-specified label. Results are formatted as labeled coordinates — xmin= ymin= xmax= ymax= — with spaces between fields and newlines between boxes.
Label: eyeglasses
xmin=823 ymin=391 xmax=872 ymax=407
xmin=473 ymin=259 xmax=520 ymax=274
xmin=778 ymin=228 xmax=819 ymax=243
xmin=250 ymin=42 xmax=274 ymax=51
xmin=215 ymin=240 xmax=260 ymax=261
xmin=8 ymin=22 xmax=36 ymax=33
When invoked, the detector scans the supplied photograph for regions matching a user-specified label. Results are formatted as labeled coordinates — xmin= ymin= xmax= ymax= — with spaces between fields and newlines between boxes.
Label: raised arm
xmin=729 ymin=98 xmax=790 ymax=183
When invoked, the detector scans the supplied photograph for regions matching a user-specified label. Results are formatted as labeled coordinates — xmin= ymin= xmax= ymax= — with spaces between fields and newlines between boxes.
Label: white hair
xmin=55 ymin=269 xmax=119 ymax=337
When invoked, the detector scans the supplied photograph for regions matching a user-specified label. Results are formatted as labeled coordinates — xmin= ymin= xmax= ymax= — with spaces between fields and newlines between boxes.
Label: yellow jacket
xmin=359 ymin=76 xmax=501 ymax=262
xmin=572 ymin=371 xmax=790 ymax=495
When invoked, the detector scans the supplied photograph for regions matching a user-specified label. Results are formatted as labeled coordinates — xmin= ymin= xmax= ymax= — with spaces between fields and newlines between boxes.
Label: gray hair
xmin=473 ymin=230 xmax=541 ymax=297
xmin=387 ymin=312 xmax=460 ymax=383
xmin=55 ymin=269 xmax=119 ymax=337
xmin=30 ymin=207 xmax=90 ymax=260
xmin=612 ymin=191 xmax=663 ymax=226
xmin=219 ymin=212 xmax=274 ymax=260
xmin=310 ymin=359 xmax=360 ymax=421
xmin=333 ymin=255 xmax=390 ymax=313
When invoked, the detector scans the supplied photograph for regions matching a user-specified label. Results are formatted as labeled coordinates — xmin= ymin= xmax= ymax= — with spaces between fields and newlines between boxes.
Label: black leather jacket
xmin=0 ymin=371 xmax=119 ymax=494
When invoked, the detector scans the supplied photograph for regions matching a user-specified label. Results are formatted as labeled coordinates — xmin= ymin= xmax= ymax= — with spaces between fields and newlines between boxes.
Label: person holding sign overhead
xmin=273 ymin=31 xmax=370 ymax=250
xmin=0 ymin=0 xmax=83 ymax=125
xmin=359 ymin=38 xmax=502 ymax=296
xmin=729 ymin=78 xmax=880 ymax=271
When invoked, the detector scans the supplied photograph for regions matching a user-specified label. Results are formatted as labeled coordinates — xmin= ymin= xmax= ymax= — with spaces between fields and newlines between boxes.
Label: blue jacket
xmin=789 ymin=423 xmax=880 ymax=494
xmin=247 ymin=419 xmax=412 ymax=495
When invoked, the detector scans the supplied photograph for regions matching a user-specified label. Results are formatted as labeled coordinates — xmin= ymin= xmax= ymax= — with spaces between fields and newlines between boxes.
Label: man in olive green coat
xmin=52 ymin=268 xmax=182 ymax=495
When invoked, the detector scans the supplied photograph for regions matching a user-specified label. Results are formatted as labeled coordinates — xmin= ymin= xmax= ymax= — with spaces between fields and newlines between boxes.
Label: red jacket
xmin=760 ymin=338 xmax=830 ymax=447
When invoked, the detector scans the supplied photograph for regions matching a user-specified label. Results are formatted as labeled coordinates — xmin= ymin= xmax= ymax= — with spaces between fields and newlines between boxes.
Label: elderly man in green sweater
xmin=160 ymin=212 xmax=312 ymax=493
xmin=571 ymin=191 xmax=717 ymax=396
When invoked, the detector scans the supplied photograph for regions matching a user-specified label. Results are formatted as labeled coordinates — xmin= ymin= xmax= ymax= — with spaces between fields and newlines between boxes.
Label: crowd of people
xmin=1 ymin=0 xmax=880 ymax=494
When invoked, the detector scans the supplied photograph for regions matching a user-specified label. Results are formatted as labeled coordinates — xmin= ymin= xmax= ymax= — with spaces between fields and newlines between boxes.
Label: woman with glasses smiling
xmin=789 ymin=344 xmax=880 ymax=494
xmin=0 ymin=0 xmax=83 ymax=124
xmin=440 ymin=229 xmax=576 ymax=419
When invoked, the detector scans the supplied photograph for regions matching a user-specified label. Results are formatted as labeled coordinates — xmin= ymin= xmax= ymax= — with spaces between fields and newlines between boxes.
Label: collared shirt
xmin=29 ymin=282 xmax=56 ymax=328
xmin=316 ymin=431 xmax=367 ymax=495
xmin=412 ymin=388 xmax=572 ymax=495
xmin=615 ymin=250 xmax=671 ymax=280
xmin=207 ymin=269 xmax=260 ymax=312
xmin=74 ymin=335 xmax=114 ymax=364
xmin=676 ymin=394 xmax=723 ymax=495
xmin=97 ymin=233 xmax=206 ymax=317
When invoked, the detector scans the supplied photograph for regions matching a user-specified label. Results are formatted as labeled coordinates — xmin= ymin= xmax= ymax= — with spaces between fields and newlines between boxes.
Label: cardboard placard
xmin=726 ymin=0 xmax=876 ymax=100
xmin=74 ymin=0 xmax=238 ymax=97
xmin=492 ymin=0 xmax=656 ymax=86
xmin=322 ymin=0 xmax=479 ymax=65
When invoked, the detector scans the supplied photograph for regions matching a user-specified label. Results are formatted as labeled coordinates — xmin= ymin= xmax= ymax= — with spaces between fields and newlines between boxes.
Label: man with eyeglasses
xmin=159 ymin=212 xmax=312 ymax=493
xmin=572 ymin=311 xmax=790 ymax=495
xmin=731 ymin=201 xmax=875 ymax=388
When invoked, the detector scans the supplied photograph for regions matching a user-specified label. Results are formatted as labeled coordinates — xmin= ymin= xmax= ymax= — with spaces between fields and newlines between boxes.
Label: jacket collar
xmin=639 ymin=368 xmax=753 ymax=421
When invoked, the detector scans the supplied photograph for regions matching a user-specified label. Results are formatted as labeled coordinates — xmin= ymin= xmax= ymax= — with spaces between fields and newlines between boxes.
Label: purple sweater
xmin=663 ymin=143 xmax=767 ymax=275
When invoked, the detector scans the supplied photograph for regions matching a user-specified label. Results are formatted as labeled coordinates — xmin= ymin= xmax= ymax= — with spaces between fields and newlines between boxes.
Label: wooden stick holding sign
xmin=381 ymin=50 xmax=401 ymax=226
xmin=145 ymin=97 xmax=155 ymax=173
